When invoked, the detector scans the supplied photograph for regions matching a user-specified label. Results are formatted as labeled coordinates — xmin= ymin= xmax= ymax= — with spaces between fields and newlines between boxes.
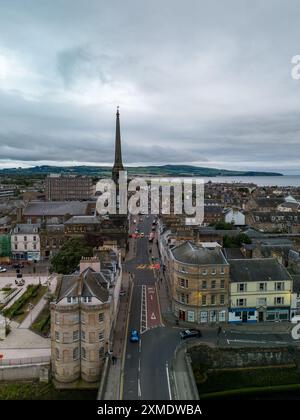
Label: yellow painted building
xmin=229 ymin=258 xmax=293 ymax=323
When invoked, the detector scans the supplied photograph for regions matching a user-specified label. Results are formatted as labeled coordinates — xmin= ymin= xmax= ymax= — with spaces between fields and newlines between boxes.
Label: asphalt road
xmin=122 ymin=215 xmax=300 ymax=400
xmin=123 ymin=215 xmax=181 ymax=400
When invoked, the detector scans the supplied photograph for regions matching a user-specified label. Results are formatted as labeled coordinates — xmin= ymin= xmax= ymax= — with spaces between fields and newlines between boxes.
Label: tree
xmin=214 ymin=221 xmax=234 ymax=230
xmin=50 ymin=237 xmax=93 ymax=274
xmin=223 ymin=233 xmax=251 ymax=248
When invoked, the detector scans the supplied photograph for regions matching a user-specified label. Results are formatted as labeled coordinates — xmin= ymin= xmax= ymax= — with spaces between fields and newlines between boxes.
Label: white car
xmin=0 ymin=266 xmax=7 ymax=273
xmin=291 ymin=315 xmax=300 ymax=324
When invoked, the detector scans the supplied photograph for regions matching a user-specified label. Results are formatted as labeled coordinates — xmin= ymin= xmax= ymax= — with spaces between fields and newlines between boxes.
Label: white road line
xmin=166 ymin=362 xmax=172 ymax=400
xmin=138 ymin=358 xmax=141 ymax=372
xmin=227 ymin=338 xmax=289 ymax=345
xmin=138 ymin=378 xmax=142 ymax=397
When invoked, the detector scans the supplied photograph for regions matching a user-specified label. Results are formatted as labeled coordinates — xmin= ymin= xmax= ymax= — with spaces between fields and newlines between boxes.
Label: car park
xmin=179 ymin=329 xmax=202 ymax=340
xmin=130 ymin=329 xmax=140 ymax=343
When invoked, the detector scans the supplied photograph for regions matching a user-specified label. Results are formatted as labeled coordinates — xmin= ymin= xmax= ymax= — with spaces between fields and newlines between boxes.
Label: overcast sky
xmin=0 ymin=0 xmax=300 ymax=173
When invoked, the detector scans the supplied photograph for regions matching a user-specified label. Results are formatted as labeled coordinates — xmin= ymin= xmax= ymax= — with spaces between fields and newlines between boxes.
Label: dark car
xmin=179 ymin=329 xmax=202 ymax=340
xmin=13 ymin=263 xmax=24 ymax=269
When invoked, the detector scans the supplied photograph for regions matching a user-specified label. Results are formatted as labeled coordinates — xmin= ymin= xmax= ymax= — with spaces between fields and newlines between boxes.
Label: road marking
xmin=138 ymin=378 xmax=142 ymax=397
xmin=139 ymin=340 xmax=142 ymax=352
xmin=166 ymin=362 xmax=172 ymax=400
xmin=155 ymin=282 xmax=164 ymax=327
xmin=138 ymin=359 xmax=141 ymax=372
xmin=227 ymin=338 xmax=290 ymax=345
xmin=151 ymin=312 xmax=156 ymax=320
xmin=140 ymin=285 xmax=147 ymax=333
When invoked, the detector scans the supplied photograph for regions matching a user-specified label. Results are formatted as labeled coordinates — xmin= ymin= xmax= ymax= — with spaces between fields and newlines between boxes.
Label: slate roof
xmin=292 ymin=275 xmax=300 ymax=293
xmin=224 ymin=248 xmax=245 ymax=259
xmin=197 ymin=227 xmax=240 ymax=237
xmin=171 ymin=241 xmax=228 ymax=265
xmin=23 ymin=201 xmax=89 ymax=216
xmin=57 ymin=268 xmax=109 ymax=303
xmin=255 ymin=197 xmax=283 ymax=208
xmin=229 ymin=258 xmax=291 ymax=283
xmin=13 ymin=223 xmax=41 ymax=234
xmin=64 ymin=215 xmax=101 ymax=224
xmin=242 ymin=228 xmax=265 ymax=239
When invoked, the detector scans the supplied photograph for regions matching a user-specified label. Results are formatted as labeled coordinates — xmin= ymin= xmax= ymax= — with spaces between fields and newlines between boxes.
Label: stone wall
xmin=189 ymin=345 xmax=300 ymax=370
xmin=0 ymin=363 xmax=50 ymax=382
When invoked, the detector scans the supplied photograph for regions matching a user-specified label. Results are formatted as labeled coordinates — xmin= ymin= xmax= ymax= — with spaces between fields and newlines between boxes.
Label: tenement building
xmin=50 ymin=251 xmax=122 ymax=384
xmin=45 ymin=174 xmax=94 ymax=201
xmin=169 ymin=241 xmax=230 ymax=323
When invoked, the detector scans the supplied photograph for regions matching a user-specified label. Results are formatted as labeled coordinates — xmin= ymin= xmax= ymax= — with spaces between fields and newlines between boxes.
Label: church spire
xmin=112 ymin=106 xmax=124 ymax=184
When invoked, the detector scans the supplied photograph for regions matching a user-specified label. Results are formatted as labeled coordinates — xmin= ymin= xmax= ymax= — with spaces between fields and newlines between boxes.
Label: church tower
xmin=112 ymin=106 xmax=124 ymax=185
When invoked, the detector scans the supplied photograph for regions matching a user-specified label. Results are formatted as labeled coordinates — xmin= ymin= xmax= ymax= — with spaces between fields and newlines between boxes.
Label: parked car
xmin=291 ymin=315 xmax=300 ymax=324
xmin=16 ymin=273 xmax=23 ymax=278
xmin=0 ymin=266 xmax=7 ymax=273
xmin=13 ymin=263 xmax=24 ymax=269
xmin=130 ymin=329 xmax=140 ymax=343
xmin=119 ymin=289 xmax=126 ymax=297
xmin=140 ymin=232 xmax=144 ymax=238
xmin=180 ymin=329 xmax=202 ymax=340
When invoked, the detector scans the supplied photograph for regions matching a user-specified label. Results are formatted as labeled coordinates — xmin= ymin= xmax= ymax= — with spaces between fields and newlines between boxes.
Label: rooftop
xmin=57 ymin=268 xmax=109 ymax=303
xmin=229 ymin=258 xmax=291 ymax=283
xmin=23 ymin=201 xmax=90 ymax=216
xmin=171 ymin=241 xmax=228 ymax=265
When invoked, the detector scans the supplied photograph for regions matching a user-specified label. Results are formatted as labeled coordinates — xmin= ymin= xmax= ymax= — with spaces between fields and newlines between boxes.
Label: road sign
xmin=151 ymin=313 xmax=156 ymax=320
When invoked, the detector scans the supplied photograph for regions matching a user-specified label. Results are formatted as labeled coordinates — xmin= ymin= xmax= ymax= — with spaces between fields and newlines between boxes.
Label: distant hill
xmin=0 ymin=164 xmax=282 ymax=178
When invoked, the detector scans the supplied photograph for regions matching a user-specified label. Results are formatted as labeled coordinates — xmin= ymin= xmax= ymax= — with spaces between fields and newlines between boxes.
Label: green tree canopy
xmin=50 ymin=237 xmax=93 ymax=274
xmin=223 ymin=233 xmax=252 ymax=248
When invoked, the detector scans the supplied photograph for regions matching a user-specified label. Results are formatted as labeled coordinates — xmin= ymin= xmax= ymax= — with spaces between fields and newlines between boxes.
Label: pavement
xmin=18 ymin=274 xmax=56 ymax=329
xmin=103 ymin=271 xmax=133 ymax=400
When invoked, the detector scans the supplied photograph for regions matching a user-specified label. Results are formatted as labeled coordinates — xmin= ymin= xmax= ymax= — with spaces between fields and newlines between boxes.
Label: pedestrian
xmin=160 ymin=277 xmax=163 ymax=283
xmin=217 ymin=326 xmax=222 ymax=335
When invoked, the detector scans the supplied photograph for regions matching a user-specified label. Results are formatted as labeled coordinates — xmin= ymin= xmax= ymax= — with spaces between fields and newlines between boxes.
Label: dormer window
xmin=83 ymin=296 xmax=92 ymax=303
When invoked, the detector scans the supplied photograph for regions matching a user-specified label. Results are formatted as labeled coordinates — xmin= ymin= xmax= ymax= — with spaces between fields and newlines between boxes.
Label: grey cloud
xmin=0 ymin=0 xmax=300 ymax=172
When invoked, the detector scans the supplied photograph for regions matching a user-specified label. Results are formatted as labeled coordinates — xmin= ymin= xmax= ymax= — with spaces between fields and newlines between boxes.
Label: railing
xmin=0 ymin=355 xmax=50 ymax=366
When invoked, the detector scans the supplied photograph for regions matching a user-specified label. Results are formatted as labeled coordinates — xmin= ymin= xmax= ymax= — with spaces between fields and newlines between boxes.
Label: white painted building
xmin=224 ymin=208 xmax=245 ymax=226
xmin=291 ymin=275 xmax=300 ymax=321
xmin=11 ymin=223 xmax=41 ymax=261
